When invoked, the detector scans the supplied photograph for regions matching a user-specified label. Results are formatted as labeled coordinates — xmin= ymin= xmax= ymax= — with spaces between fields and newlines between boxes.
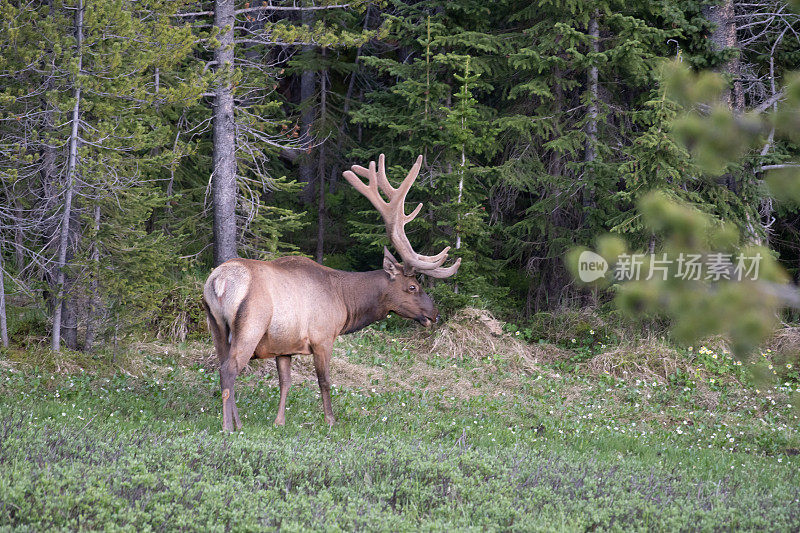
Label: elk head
xmin=343 ymin=154 xmax=460 ymax=327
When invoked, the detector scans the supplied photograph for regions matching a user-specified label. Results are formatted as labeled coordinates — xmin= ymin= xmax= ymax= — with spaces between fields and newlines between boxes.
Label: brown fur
xmin=203 ymin=252 xmax=439 ymax=430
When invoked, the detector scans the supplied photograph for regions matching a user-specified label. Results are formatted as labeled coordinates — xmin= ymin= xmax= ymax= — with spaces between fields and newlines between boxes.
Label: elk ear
xmin=383 ymin=247 xmax=401 ymax=280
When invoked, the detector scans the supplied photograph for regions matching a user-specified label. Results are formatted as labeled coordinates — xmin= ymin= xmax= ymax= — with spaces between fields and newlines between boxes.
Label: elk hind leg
xmin=205 ymin=304 xmax=239 ymax=428
xmin=220 ymin=305 xmax=269 ymax=432
xmin=311 ymin=343 xmax=335 ymax=426
xmin=204 ymin=301 xmax=230 ymax=364
xmin=274 ymin=355 xmax=292 ymax=426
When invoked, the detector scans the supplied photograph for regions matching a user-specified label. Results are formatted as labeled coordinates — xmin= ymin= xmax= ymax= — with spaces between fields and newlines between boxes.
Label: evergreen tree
xmin=497 ymin=0 xmax=710 ymax=311
xmin=349 ymin=0 xmax=507 ymax=308
xmin=0 ymin=0 xmax=205 ymax=349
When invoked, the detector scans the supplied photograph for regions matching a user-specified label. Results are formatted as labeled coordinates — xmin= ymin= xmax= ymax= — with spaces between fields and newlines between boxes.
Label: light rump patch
xmin=213 ymin=277 xmax=227 ymax=298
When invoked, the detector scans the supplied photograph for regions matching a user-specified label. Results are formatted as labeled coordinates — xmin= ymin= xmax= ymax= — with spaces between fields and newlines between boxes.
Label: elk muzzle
xmin=417 ymin=294 xmax=439 ymax=327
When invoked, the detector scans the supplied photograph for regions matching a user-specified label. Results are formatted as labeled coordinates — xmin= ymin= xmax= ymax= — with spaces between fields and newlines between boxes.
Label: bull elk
xmin=203 ymin=154 xmax=460 ymax=431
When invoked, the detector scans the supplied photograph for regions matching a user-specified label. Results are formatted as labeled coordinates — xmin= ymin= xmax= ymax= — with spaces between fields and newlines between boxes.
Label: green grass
xmin=0 ymin=340 xmax=799 ymax=531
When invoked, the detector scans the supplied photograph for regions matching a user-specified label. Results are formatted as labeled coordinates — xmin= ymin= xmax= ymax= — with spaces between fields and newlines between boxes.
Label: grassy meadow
xmin=0 ymin=310 xmax=798 ymax=531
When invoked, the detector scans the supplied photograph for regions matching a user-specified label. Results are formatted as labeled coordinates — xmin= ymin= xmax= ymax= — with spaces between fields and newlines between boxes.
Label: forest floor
xmin=0 ymin=309 xmax=799 ymax=530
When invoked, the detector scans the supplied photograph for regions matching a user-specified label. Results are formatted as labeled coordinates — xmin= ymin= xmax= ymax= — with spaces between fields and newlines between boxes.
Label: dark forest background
xmin=1 ymin=0 xmax=799 ymax=352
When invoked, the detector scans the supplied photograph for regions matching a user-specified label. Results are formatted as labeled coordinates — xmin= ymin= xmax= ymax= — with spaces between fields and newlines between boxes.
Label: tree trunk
xmin=164 ymin=111 xmax=185 ymax=234
xmin=315 ymin=53 xmax=328 ymax=263
xmin=61 ymin=233 xmax=80 ymax=350
xmin=705 ymin=0 xmax=743 ymax=111
xmin=52 ymin=0 xmax=83 ymax=352
xmin=454 ymin=147 xmax=465 ymax=295
xmin=329 ymin=6 xmax=371 ymax=194
xmin=456 ymin=147 xmax=464 ymax=251
xmin=12 ymin=202 xmax=25 ymax=270
xmin=583 ymin=10 xmax=599 ymax=209
xmin=0 ymin=251 xmax=8 ymax=348
xmin=343 ymin=6 xmax=369 ymax=118
xmin=756 ymin=29 xmax=785 ymax=246
xmin=212 ymin=0 xmax=238 ymax=266
xmin=84 ymin=204 xmax=101 ymax=352
xmin=61 ymin=290 xmax=79 ymax=350
xmin=298 ymin=8 xmax=316 ymax=203
xmin=315 ymin=143 xmax=326 ymax=263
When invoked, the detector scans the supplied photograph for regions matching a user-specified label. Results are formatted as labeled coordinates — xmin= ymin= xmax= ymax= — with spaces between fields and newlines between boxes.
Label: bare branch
xmin=752 ymin=88 xmax=785 ymax=113
xmin=174 ymin=3 xmax=350 ymax=17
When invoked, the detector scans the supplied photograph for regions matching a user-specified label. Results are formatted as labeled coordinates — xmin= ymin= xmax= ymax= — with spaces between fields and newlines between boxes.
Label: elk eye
xmin=409 ymin=284 xmax=416 ymax=292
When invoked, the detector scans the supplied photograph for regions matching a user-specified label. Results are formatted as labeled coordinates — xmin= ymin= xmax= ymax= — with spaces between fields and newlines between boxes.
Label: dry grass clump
xmin=412 ymin=307 xmax=565 ymax=375
xmin=528 ymin=307 xmax=626 ymax=345
xmin=584 ymin=327 xmax=800 ymax=384
xmin=582 ymin=337 xmax=687 ymax=381
xmin=382 ymin=308 xmax=564 ymax=398
xmin=766 ymin=327 xmax=800 ymax=359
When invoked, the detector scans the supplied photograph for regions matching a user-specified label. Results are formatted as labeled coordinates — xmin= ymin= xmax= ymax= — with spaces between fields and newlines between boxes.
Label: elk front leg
xmin=274 ymin=355 xmax=292 ymax=426
xmin=311 ymin=343 xmax=335 ymax=426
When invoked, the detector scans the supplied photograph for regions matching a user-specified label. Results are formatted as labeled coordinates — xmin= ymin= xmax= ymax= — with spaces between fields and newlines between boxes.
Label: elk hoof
xmin=273 ymin=417 xmax=285 ymax=427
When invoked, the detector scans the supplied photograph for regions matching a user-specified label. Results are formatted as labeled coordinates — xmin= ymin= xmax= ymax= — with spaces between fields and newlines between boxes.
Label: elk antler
xmin=342 ymin=154 xmax=461 ymax=278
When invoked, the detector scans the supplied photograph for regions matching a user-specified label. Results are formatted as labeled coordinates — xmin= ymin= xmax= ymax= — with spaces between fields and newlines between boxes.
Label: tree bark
xmin=328 ymin=5 xmax=371 ymax=194
xmin=315 ymin=145 xmax=326 ymax=262
xmin=583 ymin=10 xmax=599 ymax=209
xmin=61 ymin=290 xmax=79 ymax=350
xmin=298 ymin=7 xmax=317 ymax=203
xmin=454 ymin=147 xmax=465 ymax=295
xmin=62 ymin=234 xmax=80 ymax=350
xmin=52 ymin=0 xmax=83 ymax=352
xmin=12 ymin=202 xmax=25 ymax=270
xmin=705 ymin=0 xmax=744 ymax=111
xmin=212 ymin=0 xmax=238 ymax=266
xmin=0 ymin=251 xmax=8 ymax=348
xmin=84 ymin=204 xmax=101 ymax=352
xmin=315 ymin=53 xmax=327 ymax=263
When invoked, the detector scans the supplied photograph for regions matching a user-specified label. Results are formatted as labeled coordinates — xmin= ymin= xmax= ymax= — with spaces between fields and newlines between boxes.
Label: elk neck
xmin=338 ymin=269 xmax=392 ymax=335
